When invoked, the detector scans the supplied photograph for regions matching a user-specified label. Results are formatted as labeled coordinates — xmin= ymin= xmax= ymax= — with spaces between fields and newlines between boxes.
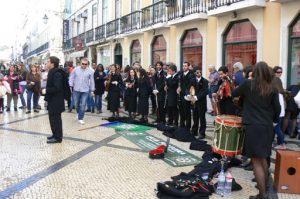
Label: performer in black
xmin=137 ymin=68 xmax=152 ymax=123
xmin=107 ymin=64 xmax=123 ymax=117
xmin=216 ymin=66 xmax=236 ymax=115
xmin=166 ymin=64 xmax=179 ymax=126
xmin=178 ymin=61 xmax=194 ymax=129
xmin=44 ymin=56 xmax=65 ymax=144
xmin=149 ymin=66 xmax=157 ymax=115
xmin=153 ymin=61 xmax=167 ymax=124
xmin=232 ymin=62 xmax=280 ymax=199
xmin=189 ymin=67 xmax=209 ymax=139
xmin=124 ymin=68 xmax=138 ymax=119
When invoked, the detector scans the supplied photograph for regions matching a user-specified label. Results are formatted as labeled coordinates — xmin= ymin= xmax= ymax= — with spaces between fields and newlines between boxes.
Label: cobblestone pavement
xmin=0 ymin=101 xmax=299 ymax=199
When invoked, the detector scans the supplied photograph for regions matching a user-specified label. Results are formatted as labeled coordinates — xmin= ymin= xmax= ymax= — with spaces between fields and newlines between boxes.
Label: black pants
xmin=192 ymin=107 xmax=206 ymax=136
xmin=179 ymin=99 xmax=191 ymax=129
xmin=157 ymin=100 xmax=166 ymax=123
xmin=49 ymin=113 xmax=63 ymax=140
xmin=150 ymin=93 xmax=157 ymax=111
xmin=167 ymin=106 xmax=178 ymax=125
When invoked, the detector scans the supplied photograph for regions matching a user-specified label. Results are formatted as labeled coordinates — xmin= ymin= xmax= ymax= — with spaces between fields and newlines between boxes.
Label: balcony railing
xmin=95 ymin=25 xmax=105 ymax=40
xmin=168 ymin=0 xmax=207 ymax=21
xmin=120 ymin=11 xmax=142 ymax=34
xmin=86 ymin=29 xmax=94 ymax=43
xmin=142 ymin=1 xmax=167 ymax=28
xmin=207 ymin=0 xmax=245 ymax=10
xmin=27 ymin=42 xmax=49 ymax=57
xmin=106 ymin=18 xmax=120 ymax=37
xmin=64 ymin=38 xmax=72 ymax=50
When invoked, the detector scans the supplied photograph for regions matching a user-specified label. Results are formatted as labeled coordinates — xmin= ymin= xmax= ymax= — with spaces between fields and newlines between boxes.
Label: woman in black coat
xmin=94 ymin=64 xmax=106 ymax=114
xmin=137 ymin=68 xmax=152 ymax=122
xmin=232 ymin=62 xmax=280 ymax=199
xmin=107 ymin=64 xmax=123 ymax=117
xmin=124 ymin=68 xmax=138 ymax=118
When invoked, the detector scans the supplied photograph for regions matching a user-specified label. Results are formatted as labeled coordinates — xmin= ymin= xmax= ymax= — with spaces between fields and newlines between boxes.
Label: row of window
xmin=123 ymin=16 xmax=299 ymax=86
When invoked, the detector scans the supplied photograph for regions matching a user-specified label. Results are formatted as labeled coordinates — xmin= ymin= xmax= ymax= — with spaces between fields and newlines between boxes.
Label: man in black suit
xmin=153 ymin=61 xmax=167 ymax=124
xmin=166 ymin=64 xmax=179 ymax=126
xmin=189 ymin=67 xmax=209 ymax=139
xmin=44 ymin=56 xmax=65 ymax=143
xmin=178 ymin=62 xmax=194 ymax=129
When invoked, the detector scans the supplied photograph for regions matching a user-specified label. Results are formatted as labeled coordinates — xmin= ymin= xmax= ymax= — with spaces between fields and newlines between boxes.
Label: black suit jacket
xmin=45 ymin=68 xmax=65 ymax=114
xmin=166 ymin=74 xmax=179 ymax=107
xmin=179 ymin=70 xmax=194 ymax=97
xmin=190 ymin=77 xmax=209 ymax=112
xmin=155 ymin=70 xmax=167 ymax=102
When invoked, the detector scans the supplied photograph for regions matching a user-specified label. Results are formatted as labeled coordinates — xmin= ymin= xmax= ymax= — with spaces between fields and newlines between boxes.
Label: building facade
xmin=63 ymin=0 xmax=300 ymax=87
xmin=15 ymin=0 xmax=65 ymax=65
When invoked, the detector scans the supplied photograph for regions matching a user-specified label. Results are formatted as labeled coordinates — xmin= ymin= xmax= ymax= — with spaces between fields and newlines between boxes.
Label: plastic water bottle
xmin=216 ymin=169 xmax=225 ymax=196
xmin=224 ymin=171 xmax=233 ymax=196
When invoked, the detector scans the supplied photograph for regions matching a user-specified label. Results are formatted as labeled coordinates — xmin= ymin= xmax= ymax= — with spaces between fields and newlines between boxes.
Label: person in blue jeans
xmin=94 ymin=64 xmax=106 ymax=114
xmin=26 ymin=65 xmax=41 ymax=114
xmin=273 ymin=77 xmax=286 ymax=149
xmin=86 ymin=91 xmax=95 ymax=113
xmin=17 ymin=64 xmax=28 ymax=109
xmin=69 ymin=57 xmax=95 ymax=124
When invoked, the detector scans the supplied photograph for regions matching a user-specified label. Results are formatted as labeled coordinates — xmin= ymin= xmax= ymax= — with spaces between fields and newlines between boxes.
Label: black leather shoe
xmin=47 ymin=136 xmax=54 ymax=140
xmin=47 ymin=138 xmax=62 ymax=144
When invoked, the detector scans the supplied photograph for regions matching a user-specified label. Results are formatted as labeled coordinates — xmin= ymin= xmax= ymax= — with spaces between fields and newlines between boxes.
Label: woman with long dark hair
xmin=94 ymin=64 xmax=106 ymax=114
xmin=232 ymin=62 xmax=280 ymax=199
xmin=107 ymin=64 xmax=123 ymax=117
xmin=137 ymin=68 xmax=152 ymax=123
xmin=124 ymin=68 xmax=138 ymax=118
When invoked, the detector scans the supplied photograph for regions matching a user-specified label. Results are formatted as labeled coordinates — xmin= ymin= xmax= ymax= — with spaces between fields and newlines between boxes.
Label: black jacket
xmin=94 ymin=70 xmax=106 ymax=95
xmin=45 ymin=68 xmax=65 ymax=114
xmin=155 ymin=70 xmax=167 ymax=102
xmin=166 ymin=74 xmax=179 ymax=107
xmin=179 ymin=70 xmax=194 ymax=97
xmin=190 ymin=77 xmax=209 ymax=111
xmin=232 ymin=80 xmax=280 ymax=125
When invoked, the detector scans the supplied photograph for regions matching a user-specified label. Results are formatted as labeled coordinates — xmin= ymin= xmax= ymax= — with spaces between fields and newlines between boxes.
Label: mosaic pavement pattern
xmin=0 ymin=101 xmax=299 ymax=199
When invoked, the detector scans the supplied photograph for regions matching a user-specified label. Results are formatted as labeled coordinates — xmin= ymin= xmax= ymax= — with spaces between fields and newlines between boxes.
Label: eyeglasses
xmin=276 ymin=71 xmax=282 ymax=74
xmin=81 ymin=63 xmax=88 ymax=66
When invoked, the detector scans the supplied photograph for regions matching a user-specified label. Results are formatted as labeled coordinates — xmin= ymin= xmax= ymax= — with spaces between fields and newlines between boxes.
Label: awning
xmin=70 ymin=49 xmax=87 ymax=58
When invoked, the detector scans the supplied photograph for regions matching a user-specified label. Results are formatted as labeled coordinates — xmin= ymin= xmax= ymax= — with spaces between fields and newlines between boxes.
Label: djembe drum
xmin=212 ymin=115 xmax=245 ymax=157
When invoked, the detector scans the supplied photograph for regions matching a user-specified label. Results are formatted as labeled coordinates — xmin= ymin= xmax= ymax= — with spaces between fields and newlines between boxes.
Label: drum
xmin=212 ymin=115 xmax=245 ymax=156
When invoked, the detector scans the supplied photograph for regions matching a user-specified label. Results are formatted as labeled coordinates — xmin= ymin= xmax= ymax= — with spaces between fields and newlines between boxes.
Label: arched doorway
xmin=181 ymin=29 xmax=203 ymax=69
xmin=152 ymin=35 xmax=166 ymax=65
xmin=130 ymin=40 xmax=141 ymax=64
xmin=114 ymin=43 xmax=122 ymax=67
xmin=223 ymin=19 xmax=257 ymax=74
xmin=288 ymin=14 xmax=300 ymax=86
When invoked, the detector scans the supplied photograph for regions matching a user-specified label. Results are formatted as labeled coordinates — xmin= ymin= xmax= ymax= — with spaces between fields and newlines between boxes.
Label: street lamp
xmin=43 ymin=14 xmax=49 ymax=24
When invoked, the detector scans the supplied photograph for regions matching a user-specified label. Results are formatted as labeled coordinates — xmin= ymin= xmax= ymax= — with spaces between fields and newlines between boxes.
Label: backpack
xmin=55 ymin=69 xmax=71 ymax=101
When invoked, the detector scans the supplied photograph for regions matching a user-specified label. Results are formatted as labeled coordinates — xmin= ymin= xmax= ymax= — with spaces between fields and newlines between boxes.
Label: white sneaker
xmin=78 ymin=120 xmax=85 ymax=125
